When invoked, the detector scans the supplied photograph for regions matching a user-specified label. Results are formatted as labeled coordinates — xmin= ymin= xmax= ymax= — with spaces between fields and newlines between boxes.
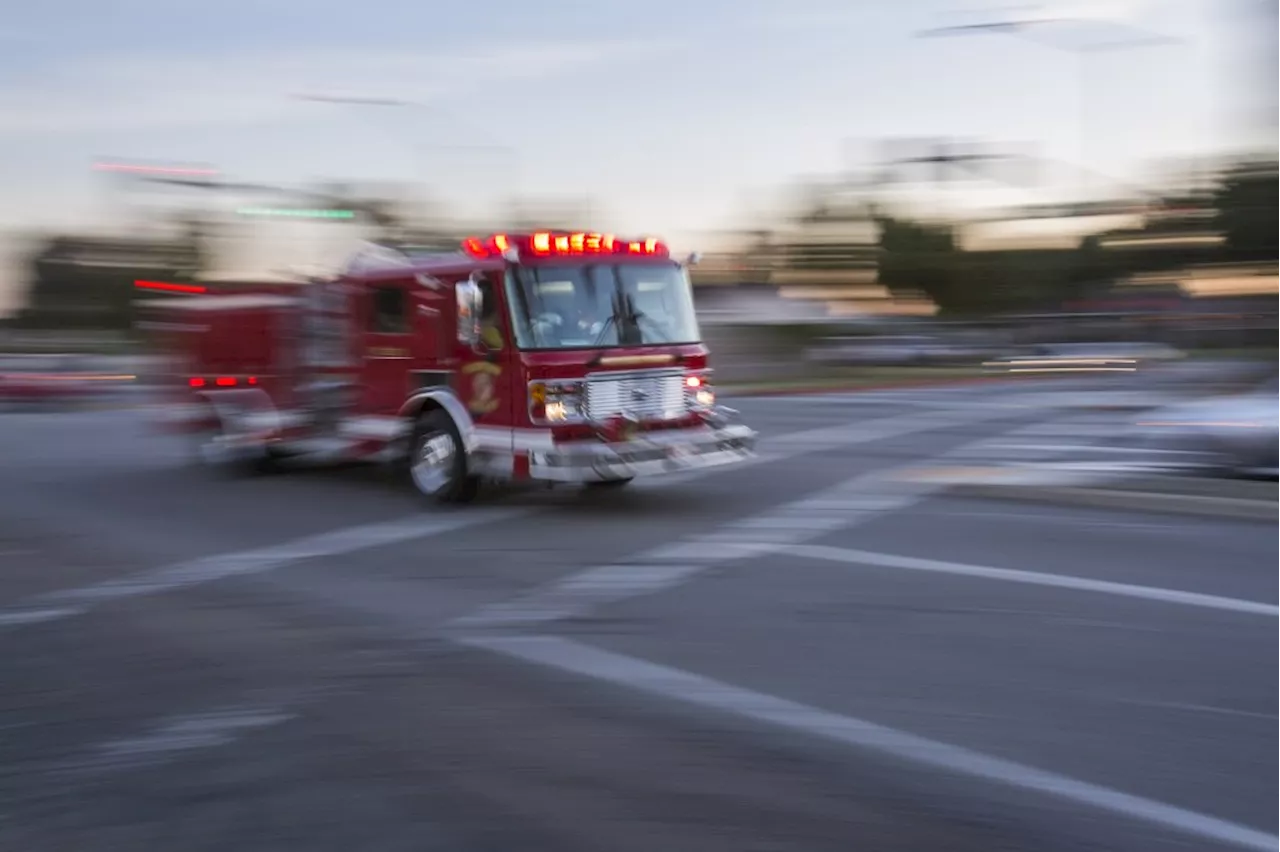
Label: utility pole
xmin=917 ymin=15 xmax=1180 ymax=202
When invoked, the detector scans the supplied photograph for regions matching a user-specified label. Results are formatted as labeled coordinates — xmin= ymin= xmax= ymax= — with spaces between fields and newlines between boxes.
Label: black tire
xmin=586 ymin=477 xmax=634 ymax=489
xmin=409 ymin=409 xmax=478 ymax=504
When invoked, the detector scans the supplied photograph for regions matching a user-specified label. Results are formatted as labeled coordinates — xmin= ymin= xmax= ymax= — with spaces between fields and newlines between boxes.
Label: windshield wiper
xmin=591 ymin=301 xmax=623 ymax=347
xmin=588 ymin=293 xmax=640 ymax=364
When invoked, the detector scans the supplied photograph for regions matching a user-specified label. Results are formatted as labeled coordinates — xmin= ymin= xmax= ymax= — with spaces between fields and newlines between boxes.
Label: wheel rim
xmin=411 ymin=431 xmax=456 ymax=494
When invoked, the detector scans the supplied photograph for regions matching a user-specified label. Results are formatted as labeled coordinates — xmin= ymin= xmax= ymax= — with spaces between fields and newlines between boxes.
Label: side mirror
xmin=456 ymin=272 xmax=484 ymax=348
xmin=685 ymin=251 xmax=702 ymax=267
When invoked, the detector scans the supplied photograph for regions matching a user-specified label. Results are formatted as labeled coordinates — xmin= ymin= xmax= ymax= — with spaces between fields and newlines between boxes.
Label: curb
xmin=950 ymin=481 xmax=1277 ymax=522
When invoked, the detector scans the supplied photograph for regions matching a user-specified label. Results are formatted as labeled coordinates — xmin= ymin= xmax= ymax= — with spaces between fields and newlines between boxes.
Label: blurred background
xmin=1 ymin=0 xmax=1276 ymax=478
xmin=0 ymin=4 xmax=1277 ymax=851
xmin=0 ymin=0 xmax=1274 ymax=371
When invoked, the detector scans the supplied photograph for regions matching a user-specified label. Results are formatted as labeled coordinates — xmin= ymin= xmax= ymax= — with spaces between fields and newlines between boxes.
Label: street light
xmin=917 ymin=15 xmax=1181 ymax=200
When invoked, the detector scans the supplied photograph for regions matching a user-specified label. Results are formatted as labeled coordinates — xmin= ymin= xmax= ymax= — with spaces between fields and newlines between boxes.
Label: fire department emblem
xmin=461 ymin=361 xmax=502 ymax=415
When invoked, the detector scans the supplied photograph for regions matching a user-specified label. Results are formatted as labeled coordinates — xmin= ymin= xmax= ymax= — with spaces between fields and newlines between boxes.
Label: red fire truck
xmin=143 ymin=232 xmax=757 ymax=502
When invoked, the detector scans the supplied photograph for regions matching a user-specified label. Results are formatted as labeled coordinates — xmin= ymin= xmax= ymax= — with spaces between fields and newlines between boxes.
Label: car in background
xmin=983 ymin=342 xmax=1184 ymax=374
xmin=0 ymin=354 xmax=124 ymax=409
xmin=1129 ymin=376 xmax=1278 ymax=479
xmin=806 ymin=335 xmax=979 ymax=367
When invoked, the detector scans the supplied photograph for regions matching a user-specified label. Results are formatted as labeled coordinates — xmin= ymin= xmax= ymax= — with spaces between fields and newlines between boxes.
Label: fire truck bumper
xmin=528 ymin=423 xmax=757 ymax=483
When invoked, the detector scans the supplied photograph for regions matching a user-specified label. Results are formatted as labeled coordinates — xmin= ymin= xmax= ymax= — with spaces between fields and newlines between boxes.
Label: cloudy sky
xmin=0 ymin=0 xmax=1250 ymax=248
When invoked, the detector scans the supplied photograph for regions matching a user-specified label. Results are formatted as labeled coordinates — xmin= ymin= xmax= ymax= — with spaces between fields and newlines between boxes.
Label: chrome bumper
xmin=530 ymin=423 xmax=757 ymax=483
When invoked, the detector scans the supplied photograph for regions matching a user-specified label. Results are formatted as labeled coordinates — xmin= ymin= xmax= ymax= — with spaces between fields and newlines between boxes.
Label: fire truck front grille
xmin=584 ymin=369 xmax=686 ymax=422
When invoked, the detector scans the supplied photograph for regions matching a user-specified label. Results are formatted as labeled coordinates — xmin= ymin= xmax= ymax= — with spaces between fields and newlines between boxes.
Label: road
xmin=0 ymin=379 xmax=1275 ymax=852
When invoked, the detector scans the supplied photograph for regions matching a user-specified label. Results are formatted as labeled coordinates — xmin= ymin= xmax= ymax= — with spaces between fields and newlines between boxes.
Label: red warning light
xmin=135 ymin=280 xmax=207 ymax=294
xmin=467 ymin=232 xmax=668 ymax=260
xmin=214 ymin=376 xmax=237 ymax=387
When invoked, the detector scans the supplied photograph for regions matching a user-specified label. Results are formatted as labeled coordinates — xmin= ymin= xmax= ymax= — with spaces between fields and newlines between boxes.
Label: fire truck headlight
xmin=545 ymin=400 xmax=569 ymax=421
xmin=530 ymin=380 xmax=584 ymax=424
xmin=685 ymin=373 xmax=715 ymax=410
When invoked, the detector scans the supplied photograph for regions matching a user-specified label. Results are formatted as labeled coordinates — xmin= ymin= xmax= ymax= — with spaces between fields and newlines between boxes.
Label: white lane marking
xmin=457 ymin=413 xmax=1069 ymax=632
xmin=450 ymin=422 xmax=1021 ymax=632
xmin=995 ymin=444 xmax=1180 ymax=455
xmin=451 ymin=471 xmax=941 ymax=630
xmin=1115 ymin=699 xmax=1278 ymax=722
xmin=0 ymin=508 xmax=525 ymax=627
xmin=913 ymin=508 xmax=1189 ymax=532
xmin=788 ymin=544 xmax=1279 ymax=617
xmin=0 ymin=606 xmax=87 ymax=627
xmin=60 ymin=705 xmax=295 ymax=775
xmin=459 ymin=633 xmax=1277 ymax=852
xmin=0 ymin=406 xmax=1012 ymax=631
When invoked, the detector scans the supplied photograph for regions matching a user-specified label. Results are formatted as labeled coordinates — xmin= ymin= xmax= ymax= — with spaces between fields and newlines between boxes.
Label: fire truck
xmin=143 ymin=232 xmax=757 ymax=502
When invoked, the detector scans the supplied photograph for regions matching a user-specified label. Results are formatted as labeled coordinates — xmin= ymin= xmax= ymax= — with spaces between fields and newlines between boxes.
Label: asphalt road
xmin=0 ymin=378 xmax=1275 ymax=852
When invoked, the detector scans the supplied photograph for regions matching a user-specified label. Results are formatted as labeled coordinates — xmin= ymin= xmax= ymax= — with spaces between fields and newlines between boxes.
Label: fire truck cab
xmin=148 ymin=232 xmax=757 ymax=502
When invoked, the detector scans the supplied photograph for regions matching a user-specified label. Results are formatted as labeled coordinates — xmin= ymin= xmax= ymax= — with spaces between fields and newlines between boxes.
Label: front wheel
xmin=409 ymin=409 xmax=478 ymax=503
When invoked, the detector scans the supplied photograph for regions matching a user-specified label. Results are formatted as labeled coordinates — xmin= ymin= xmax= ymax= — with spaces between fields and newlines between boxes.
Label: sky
xmin=0 ymin=0 xmax=1265 ymax=308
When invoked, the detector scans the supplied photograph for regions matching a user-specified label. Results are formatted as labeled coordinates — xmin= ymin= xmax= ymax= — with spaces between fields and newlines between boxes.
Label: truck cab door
xmin=358 ymin=278 xmax=416 ymax=415
xmin=455 ymin=272 xmax=514 ymax=432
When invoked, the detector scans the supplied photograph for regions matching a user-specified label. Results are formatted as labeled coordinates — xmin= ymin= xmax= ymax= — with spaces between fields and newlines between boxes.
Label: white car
xmin=1130 ymin=378 xmax=1278 ymax=479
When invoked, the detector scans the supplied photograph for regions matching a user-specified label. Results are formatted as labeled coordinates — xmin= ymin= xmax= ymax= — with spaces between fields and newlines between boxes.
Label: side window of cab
xmin=474 ymin=275 xmax=505 ymax=349
xmin=369 ymin=284 xmax=408 ymax=334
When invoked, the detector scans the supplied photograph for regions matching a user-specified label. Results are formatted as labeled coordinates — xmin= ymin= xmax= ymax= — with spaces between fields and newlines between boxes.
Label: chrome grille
xmin=584 ymin=369 xmax=686 ymax=422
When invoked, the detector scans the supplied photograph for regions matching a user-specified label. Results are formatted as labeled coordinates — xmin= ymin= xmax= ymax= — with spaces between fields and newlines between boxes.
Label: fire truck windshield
xmin=505 ymin=262 xmax=701 ymax=350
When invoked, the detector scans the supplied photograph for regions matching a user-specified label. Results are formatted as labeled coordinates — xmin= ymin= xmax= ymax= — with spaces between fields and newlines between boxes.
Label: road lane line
xmin=459 ymin=633 xmax=1277 ymax=852
xmin=450 ymin=469 xmax=943 ymax=630
xmin=450 ymin=420 xmax=1023 ymax=631
xmin=57 ymin=704 xmax=296 ymax=775
xmin=457 ymin=413 xmax=1054 ymax=631
xmin=0 ymin=508 xmax=526 ymax=627
xmin=0 ymin=606 xmax=87 ymax=627
xmin=0 ymin=406 xmax=1014 ymax=630
xmin=788 ymin=544 xmax=1279 ymax=617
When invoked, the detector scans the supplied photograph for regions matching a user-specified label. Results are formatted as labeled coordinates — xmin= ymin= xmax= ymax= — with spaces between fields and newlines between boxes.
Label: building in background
xmin=12 ymin=232 xmax=202 ymax=331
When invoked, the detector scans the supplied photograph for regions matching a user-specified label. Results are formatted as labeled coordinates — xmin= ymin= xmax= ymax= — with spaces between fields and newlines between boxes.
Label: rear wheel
xmin=190 ymin=406 xmax=280 ymax=475
xmin=410 ymin=409 xmax=478 ymax=503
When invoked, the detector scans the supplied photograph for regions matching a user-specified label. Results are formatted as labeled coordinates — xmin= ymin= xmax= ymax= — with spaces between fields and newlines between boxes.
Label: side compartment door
xmin=358 ymin=277 xmax=416 ymax=415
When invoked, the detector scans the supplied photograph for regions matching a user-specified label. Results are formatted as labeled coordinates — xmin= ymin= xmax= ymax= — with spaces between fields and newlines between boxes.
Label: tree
xmin=876 ymin=216 xmax=967 ymax=312
xmin=1213 ymin=159 xmax=1278 ymax=262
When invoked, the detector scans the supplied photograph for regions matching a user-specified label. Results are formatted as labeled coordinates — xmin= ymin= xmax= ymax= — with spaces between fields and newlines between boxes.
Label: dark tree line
xmin=873 ymin=158 xmax=1277 ymax=316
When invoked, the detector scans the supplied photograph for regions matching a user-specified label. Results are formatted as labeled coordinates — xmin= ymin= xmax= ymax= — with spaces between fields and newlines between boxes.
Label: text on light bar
xmin=461 ymin=232 xmax=669 ymax=260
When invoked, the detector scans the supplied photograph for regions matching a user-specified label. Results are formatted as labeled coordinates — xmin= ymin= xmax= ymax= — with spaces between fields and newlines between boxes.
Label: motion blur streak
xmin=0 ymin=3 xmax=1274 ymax=851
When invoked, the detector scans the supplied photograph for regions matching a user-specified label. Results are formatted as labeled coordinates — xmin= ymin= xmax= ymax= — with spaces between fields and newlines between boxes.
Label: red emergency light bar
xmin=461 ymin=232 xmax=669 ymax=261
xmin=135 ymin=280 xmax=208 ymax=294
